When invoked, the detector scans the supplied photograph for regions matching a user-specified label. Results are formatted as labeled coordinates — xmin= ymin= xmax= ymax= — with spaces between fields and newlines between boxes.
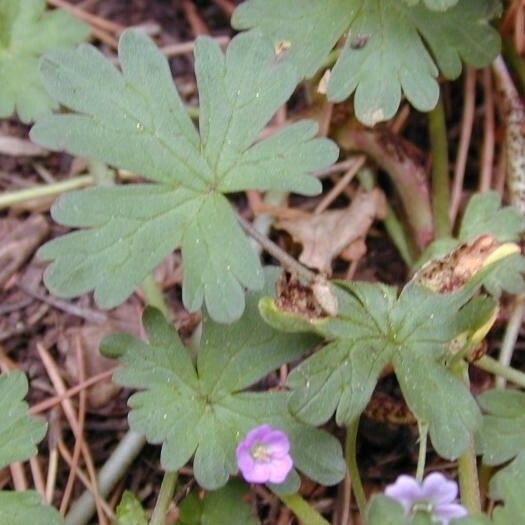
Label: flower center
xmin=250 ymin=442 xmax=271 ymax=463
xmin=411 ymin=500 xmax=434 ymax=515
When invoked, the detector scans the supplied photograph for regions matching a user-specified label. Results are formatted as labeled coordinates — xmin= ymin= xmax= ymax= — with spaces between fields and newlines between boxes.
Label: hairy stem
xmin=149 ymin=471 xmax=178 ymax=525
xmin=474 ymin=355 xmax=525 ymax=388
xmin=452 ymin=362 xmax=481 ymax=514
xmin=415 ymin=421 xmax=428 ymax=483
xmin=345 ymin=420 xmax=367 ymax=517
xmin=457 ymin=436 xmax=481 ymax=515
xmin=428 ymin=96 xmax=451 ymax=239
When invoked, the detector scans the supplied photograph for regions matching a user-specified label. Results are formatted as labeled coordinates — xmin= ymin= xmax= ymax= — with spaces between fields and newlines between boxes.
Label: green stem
xmin=452 ymin=362 xmax=481 ymax=515
xmin=415 ymin=421 xmax=428 ymax=483
xmin=345 ymin=420 xmax=367 ymax=517
xmin=474 ymin=355 xmax=525 ymax=388
xmin=428 ymin=96 xmax=451 ymax=239
xmin=358 ymin=168 xmax=413 ymax=266
xmin=278 ymin=494 xmax=331 ymax=525
xmin=141 ymin=275 xmax=171 ymax=320
xmin=457 ymin=436 xmax=481 ymax=515
xmin=149 ymin=471 xmax=178 ymax=525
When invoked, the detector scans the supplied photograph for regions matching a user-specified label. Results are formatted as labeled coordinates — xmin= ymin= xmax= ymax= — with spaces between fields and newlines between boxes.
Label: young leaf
xmin=232 ymin=0 xmax=500 ymax=125
xmin=0 ymin=0 xmax=88 ymax=123
xmin=179 ymin=480 xmax=259 ymax=525
xmin=101 ymin=271 xmax=345 ymax=490
xmin=459 ymin=191 xmax=525 ymax=244
xmin=0 ymin=372 xmax=46 ymax=469
xmin=0 ymin=491 xmax=63 ymax=525
xmin=31 ymin=30 xmax=337 ymax=323
xmin=114 ymin=491 xmax=148 ymax=525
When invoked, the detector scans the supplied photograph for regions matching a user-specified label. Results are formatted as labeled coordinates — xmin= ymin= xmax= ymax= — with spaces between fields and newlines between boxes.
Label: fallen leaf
xmin=57 ymin=302 xmax=142 ymax=408
xmin=0 ymin=135 xmax=48 ymax=156
xmin=0 ymin=215 xmax=49 ymax=287
xmin=276 ymin=189 xmax=386 ymax=274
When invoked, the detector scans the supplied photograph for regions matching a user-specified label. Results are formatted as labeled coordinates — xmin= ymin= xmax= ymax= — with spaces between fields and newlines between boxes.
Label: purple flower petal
xmin=385 ymin=475 xmax=423 ymax=513
xmin=243 ymin=461 xmax=272 ymax=483
xmin=434 ymin=503 xmax=468 ymax=524
xmin=244 ymin=424 xmax=272 ymax=445
xmin=421 ymin=472 xmax=458 ymax=505
xmin=267 ymin=455 xmax=293 ymax=484
xmin=262 ymin=430 xmax=290 ymax=457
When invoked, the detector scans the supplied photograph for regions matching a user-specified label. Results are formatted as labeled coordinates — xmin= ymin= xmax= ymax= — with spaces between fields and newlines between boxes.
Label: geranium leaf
xmin=0 ymin=491 xmax=63 ymax=525
xmin=260 ymin=262 xmax=511 ymax=459
xmin=232 ymin=0 xmax=500 ymax=125
xmin=179 ymin=480 xmax=259 ymax=525
xmin=477 ymin=389 xmax=525 ymax=466
xmin=366 ymin=495 xmax=406 ymax=525
xmin=0 ymin=0 xmax=88 ymax=123
xmin=0 ymin=372 xmax=46 ymax=469
xmin=459 ymin=191 xmax=525 ymax=244
xmin=31 ymin=30 xmax=337 ymax=322
xmin=101 ymin=270 xmax=345 ymax=490
xmin=490 ymin=453 xmax=525 ymax=525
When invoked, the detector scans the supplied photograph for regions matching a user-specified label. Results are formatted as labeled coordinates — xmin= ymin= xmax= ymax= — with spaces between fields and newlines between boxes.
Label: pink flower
xmin=385 ymin=473 xmax=468 ymax=525
xmin=235 ymin=424 xmax=293 ymax=484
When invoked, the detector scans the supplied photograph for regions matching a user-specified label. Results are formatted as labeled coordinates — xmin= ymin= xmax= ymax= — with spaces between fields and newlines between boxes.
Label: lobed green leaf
xmin=0 ymin=372 xmax=46 ymax=469
xmin=0 ymin=0 xmax=88 ymax=123
xmin=233 ymin=0 xmax=501 ymax=125
xmin=31 ymin=30 xmax=337 ymax=322
xmin=102 ymin=271 xmax=345 ymax=490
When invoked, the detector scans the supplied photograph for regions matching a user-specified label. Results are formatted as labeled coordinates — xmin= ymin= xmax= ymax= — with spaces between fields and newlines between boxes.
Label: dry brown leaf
xmin=276 ymin=189 xmax=386 ymax=274
xmin=0 ymin=215 xmax=49 ymax=287
xmin=57 ymin=302 xmax=142 ymax=408
xmin=0 ymin=134 xmax=48 ymax=156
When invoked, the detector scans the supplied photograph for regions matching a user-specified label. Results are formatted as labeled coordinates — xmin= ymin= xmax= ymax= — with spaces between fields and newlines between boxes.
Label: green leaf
xmin=366 ymin=495 xmax=407 ymax=525
xmin=477 ymin=389 xmax=525 ymax=466
xmin=232 ymin=0 xmax=500 ymax=125
xmin=0 ymin=0 xmax=88 ymax=123
xmin=0 ymin=372 xmax=46 ymax=469
xmin=490 ymin=453 xmax=525 ymax=525
xmin=179 ymin=480 xmax=259 ymax=525
xmin=262 ymin=278 xmax=499 ymax=459
xmin=459 ymin=192 xmax=525 ymax=244
xmin=101 ymin=270 xmax=345 ymax=490
xmin=114 ymin=491 xmax=148 ymax=525
xmin=0 ymin=491 xmax=63 ymax=525
xmin=31 ymin=30 xmax=337 ymax=323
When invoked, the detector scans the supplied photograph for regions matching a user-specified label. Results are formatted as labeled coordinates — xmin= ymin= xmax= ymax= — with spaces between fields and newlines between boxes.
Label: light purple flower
xmin=235 ymin=424 xmax=293 ymax=484
xmin=385 ymin=473 xmax=468 ymax=525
